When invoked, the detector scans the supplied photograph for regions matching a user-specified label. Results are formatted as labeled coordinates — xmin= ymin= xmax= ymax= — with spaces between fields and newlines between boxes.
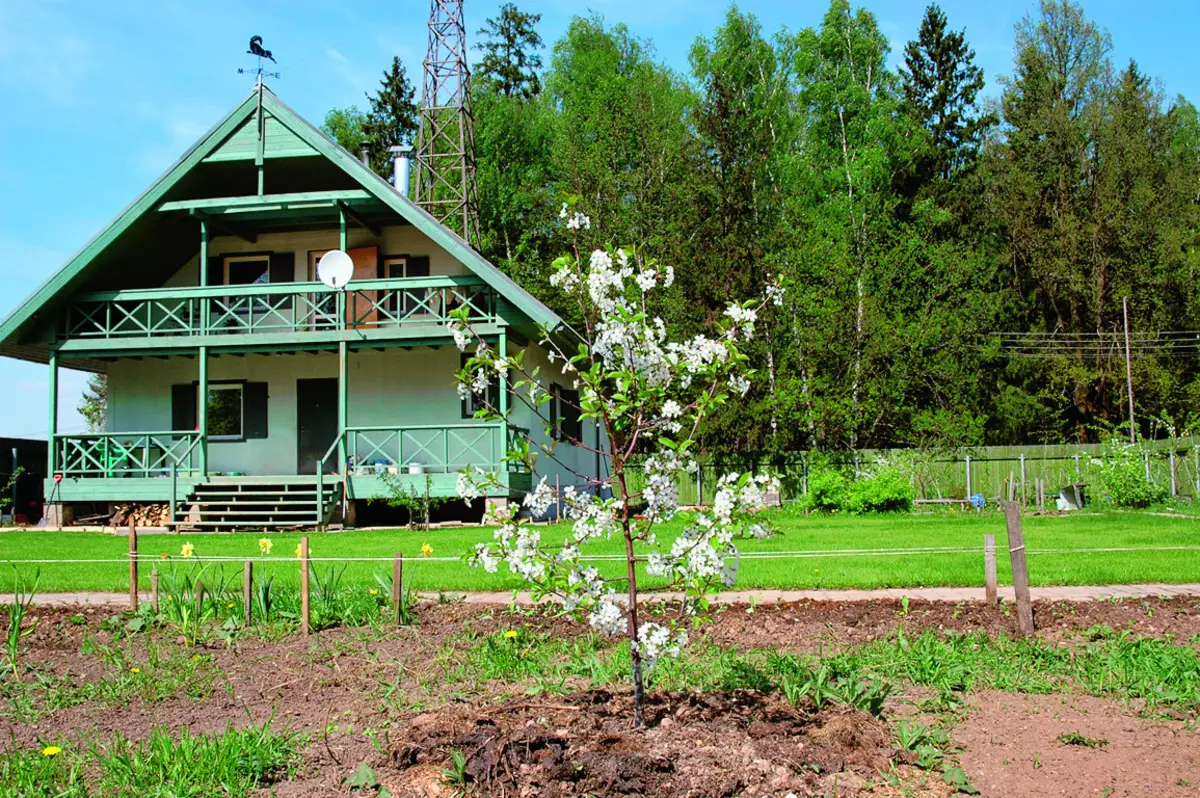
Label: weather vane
xmin=238 ymin=35 xmax=280 ymax=83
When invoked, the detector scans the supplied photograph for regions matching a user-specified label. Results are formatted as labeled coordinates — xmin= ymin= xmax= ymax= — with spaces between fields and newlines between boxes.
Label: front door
xmin=297 ymin=378 xmax=339 ymax=475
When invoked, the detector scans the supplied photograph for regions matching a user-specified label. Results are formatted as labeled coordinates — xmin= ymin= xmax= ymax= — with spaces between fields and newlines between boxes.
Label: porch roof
xmin=0 ymin=85 xmax=564 ymax=372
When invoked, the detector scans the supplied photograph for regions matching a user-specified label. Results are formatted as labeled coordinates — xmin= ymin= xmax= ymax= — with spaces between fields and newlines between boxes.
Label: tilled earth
xmin=2 ymin=595 xmax=1198 ymax=797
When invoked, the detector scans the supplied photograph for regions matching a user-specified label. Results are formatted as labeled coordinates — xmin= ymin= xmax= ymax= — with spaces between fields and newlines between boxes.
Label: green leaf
xmin=348 ymin=762 xmax=378 ymax=790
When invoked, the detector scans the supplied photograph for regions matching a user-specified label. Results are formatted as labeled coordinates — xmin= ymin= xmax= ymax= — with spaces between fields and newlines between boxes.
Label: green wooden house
xmin=0 ymin=86 xmax=599 ymax=529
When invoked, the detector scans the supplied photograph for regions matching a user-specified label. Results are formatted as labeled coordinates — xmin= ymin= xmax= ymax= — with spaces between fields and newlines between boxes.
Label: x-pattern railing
xmin=60 ymin=277 xmax=496 ymax=342
xmin=346 ymin=423 xmax=516 ymax=473
xmin=57 ymin=432 xmax=202 ymax=478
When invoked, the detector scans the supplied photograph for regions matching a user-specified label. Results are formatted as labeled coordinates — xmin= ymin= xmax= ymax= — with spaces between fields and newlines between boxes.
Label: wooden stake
xmin=150 ymin=568 xmax=159 ymax=613
xmin=1003 ymin=501 xmax=1035 ymax=635
xmin=983 ymin=534 xmax=997 ymax=605
xmin=128 ymin=516 xmax=138 ymax=611
xmin=393 ymin=552 xmax=403 ymax=626
xmin=300 ymin=536 xmax=310 ymax=637
xmin=243 ymin=561 xmax=253 ymax=627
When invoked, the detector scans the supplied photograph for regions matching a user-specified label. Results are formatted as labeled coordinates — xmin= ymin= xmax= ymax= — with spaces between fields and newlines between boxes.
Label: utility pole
xmin=1123 ymin=296 xmax=1136 ymax=444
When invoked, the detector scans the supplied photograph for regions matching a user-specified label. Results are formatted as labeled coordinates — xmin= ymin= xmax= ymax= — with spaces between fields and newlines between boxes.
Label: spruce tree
xmin=900 ymin=4 xmax=990 ymax=182
xmin=362 ymin=56 xmax=419 ymax=178
xmin=476 ymin=3 xmax=544 ymax=98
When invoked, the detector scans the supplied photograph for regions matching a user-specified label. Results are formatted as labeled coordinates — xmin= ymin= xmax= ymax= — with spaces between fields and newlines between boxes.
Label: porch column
xmin=199 ymin=218 xmax=210 ymax=333
xmin=498 ymin=330 xmax=508 ymax=417
xmin=47 ymin=350 xmax=58 ymax=479
xmin=198 ymin=346 xmax=208 ymax=475
xmin=337 ymin=341 xmax=348 ymax=469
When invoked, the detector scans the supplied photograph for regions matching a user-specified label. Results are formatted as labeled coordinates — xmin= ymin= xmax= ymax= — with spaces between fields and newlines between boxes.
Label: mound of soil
xmin=382 ymin=689 xmax=895 ymax=797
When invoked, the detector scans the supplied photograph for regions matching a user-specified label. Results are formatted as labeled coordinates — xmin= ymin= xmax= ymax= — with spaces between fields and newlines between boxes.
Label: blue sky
xmin=1 ymin=0 xmax=1196 ymax=439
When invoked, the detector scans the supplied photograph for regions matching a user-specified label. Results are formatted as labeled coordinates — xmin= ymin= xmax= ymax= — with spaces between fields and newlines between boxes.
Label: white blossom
xmin=589 ymin=595 xmax=625 ymax=636
xmin=523 ymin=477 xmax=555 ymax=518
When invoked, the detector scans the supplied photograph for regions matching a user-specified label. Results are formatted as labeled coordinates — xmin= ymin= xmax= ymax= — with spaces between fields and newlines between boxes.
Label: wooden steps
xmin=173 ymin=477 xmax=340 ymax=531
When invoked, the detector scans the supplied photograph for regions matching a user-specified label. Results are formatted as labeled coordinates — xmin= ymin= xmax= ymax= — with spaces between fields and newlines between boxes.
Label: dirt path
xmin=4 ymin=582 xmax=1199 ymax=607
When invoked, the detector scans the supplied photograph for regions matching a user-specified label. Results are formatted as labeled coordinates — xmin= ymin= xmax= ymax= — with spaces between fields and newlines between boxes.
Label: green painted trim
xmin=0 ymin=91 xmax=261 ymax=349
xmin=198 ymin=346 xmax=208 ymax=474
xmin=347 ymin=471 xmax=516 ymax=500
xmin=45 ymin=476 xmax=206 ymax=503
xmin=47 ymin=351 xmax=57 ymax=478
xmin=157 ymin=190 xmax=372 ymax=213
xmin=57 ymin=324 xmax=506 ymax=355
xmin=256 ymin=91 xmax=562 ymax=333
xmin=77 ymin=274 xmax=482 ymax=303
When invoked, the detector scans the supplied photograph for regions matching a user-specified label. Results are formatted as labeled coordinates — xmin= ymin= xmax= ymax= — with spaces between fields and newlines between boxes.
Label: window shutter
xmin=171 ymin=384 xmax=196 ymax=432
xmin=562 ymin=389 xmax=582 ymax=441
xmin=268 ymin=252 xmax=294 ymax=283
xmin=244 ymin=382 xmax=269 ymax=439
xmin=407 ymin=256 xmax=430 ymax=277
xmin=206 ymin=256 xmax=224 ymax=287
xmin=268 ymin=252 xmax=294 ymax=311
xmin=549 ymin=386 xmax=560 ymax=440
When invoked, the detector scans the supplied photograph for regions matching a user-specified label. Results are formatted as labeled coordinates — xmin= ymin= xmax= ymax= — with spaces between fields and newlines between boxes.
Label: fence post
xmin=150 ymin=567 xmax=159 ymax=613
xmin=965 ymin=455 xmax=972 ymax=500
xmin=128 ymin=516 xmax=138 ymax=611
xmin=1195 ymin=446 xmax=1199 ymax=497
xmin=393 ymin=552 xmax=404 ymax=626
xmin=1003 ymin=501 xmax=1035 ymax=635
xmin=169 ymin=464 xmax=177 ymax=531
xmin=1144 ymin=451 xmax=1151 ymax=483
xmin=984 ymin=534 xmax=997 ymax=605
xmin=300 ymin=536 xmax=310 ymax=637
xmin=802 ymin=453 xmax=809 ymax=496
xmin=243 ymin=561 xmax=253 ymax=627
xmin=1019 ymin=454 xmax=1027 ymax=508
xmin=1169 ymin=448 xmax=1177 ymax=497
xmin=1074 ymin=453 xmax=1080 ymax=477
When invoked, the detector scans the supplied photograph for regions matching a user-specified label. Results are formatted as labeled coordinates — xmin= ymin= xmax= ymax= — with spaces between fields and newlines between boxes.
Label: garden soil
xmin=3 ymin=595 xmax=1198 ymax=796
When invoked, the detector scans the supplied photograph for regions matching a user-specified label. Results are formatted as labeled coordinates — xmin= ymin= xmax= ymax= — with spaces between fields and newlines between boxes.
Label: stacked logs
xmin=111 ymin=503 xmax=171 ymax=528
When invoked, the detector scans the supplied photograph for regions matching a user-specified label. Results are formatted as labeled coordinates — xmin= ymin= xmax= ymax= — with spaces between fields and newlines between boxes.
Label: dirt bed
xmin=2 ymin=596 xmax=1197 ymax=796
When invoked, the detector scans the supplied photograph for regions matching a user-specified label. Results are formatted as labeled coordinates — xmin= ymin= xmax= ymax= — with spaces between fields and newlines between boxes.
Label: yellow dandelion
xmin=504 ymin=630 xmax=518 ymax=640
xmin=258 ymin=537 xmax=273 ymax=555
xmin=294 ymin=543 xmax=303 ymax=559
xmin=129 ymin=667 xmax=140 ymax=674
xmin=421 ymin=543 xmax=433 ymax=557
xmin=226 ymin=602 xmax=235 ymax=609
xmin=159 ymin=552 xmax=168 ymax=560
xmin=368 ymin=588 xmax=378 ymax=596
xmin=41 ymin=746 xmax=61 ymax=757
xmin=180 ymin=542 xmax=195 ymax=559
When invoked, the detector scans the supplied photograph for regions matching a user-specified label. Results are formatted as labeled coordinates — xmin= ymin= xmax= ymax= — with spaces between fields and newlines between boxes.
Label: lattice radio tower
xmin=413 ymin=0 xmax=481 ymax=248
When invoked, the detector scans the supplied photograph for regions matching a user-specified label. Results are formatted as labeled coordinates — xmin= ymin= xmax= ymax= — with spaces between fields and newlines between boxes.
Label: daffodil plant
xmin=450 ymin=200 xmax=782 ymax=726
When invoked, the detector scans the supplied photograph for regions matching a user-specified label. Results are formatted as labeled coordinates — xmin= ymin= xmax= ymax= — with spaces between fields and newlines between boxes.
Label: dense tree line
xmin=328 ymin=0 xmax=1200 ymax=453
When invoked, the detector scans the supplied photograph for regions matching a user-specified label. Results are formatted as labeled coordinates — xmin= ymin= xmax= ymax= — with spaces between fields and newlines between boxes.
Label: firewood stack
xmin=110 ymin=503 xmax=171 ymax=528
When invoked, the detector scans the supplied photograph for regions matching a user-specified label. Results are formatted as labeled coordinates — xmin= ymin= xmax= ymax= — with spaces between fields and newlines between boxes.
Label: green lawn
xmin=1 ymin=509 xmax=1197 ymax=593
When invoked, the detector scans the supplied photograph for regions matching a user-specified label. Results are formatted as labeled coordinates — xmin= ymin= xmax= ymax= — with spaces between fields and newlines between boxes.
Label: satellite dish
xmin=317 ymin=250 xmax=354 ymax=289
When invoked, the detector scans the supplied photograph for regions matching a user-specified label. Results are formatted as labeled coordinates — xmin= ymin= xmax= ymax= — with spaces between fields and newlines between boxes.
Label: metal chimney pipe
xmin=359 ymin=144 xmax=370 ymax=167
xmin=389 ymin=144 xmax=413 ymax=198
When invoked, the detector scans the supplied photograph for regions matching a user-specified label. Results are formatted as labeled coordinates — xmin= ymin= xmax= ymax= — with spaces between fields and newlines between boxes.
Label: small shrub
xmin=798 ymin=466 xmax=847 ymax=513
xmin=1094 ymin=440 xmax=1167 ymax=508
xmin=843 ymin=467 xmax=913 ymax=514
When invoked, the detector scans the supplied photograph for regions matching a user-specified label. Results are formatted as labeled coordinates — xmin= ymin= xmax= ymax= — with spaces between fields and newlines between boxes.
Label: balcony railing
xmin=56 ymin=431 xmax=203 ymax=479
xmin=59 ymin=276 xmax=496 ymax=343
xmin=342 ymin=422 xmax=529 ymax=475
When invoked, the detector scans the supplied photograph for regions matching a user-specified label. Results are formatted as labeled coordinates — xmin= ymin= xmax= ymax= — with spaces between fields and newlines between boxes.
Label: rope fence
xmin=2 ymin=508 xmax=1194 ymax=636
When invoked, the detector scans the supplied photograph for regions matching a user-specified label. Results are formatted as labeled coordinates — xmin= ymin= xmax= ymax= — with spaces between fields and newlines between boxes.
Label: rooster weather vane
xmin=239 ymin=35 xmax=280 ymax=82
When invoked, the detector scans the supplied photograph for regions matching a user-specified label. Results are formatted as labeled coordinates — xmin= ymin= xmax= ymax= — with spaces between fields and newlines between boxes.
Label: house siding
xmin=163 ymin=224 xmax=471 ymax=286
xmin=107 ymin=347 xmax=467 ymax=476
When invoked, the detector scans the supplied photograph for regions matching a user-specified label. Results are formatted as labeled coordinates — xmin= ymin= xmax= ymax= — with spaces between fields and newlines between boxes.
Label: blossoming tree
xmin=451 ymin=203 xmax=782 ymax=726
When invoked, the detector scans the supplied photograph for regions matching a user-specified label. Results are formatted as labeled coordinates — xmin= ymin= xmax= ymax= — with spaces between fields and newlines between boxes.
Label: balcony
xmin=55 ymin=275 xmax=498 ymax=353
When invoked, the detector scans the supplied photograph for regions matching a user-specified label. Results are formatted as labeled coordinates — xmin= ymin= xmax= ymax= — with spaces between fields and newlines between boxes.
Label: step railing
xmin=60 ymin=275 xmax=496 ymax=342
xmin=56 ymin=431 xmax=202 ymax=479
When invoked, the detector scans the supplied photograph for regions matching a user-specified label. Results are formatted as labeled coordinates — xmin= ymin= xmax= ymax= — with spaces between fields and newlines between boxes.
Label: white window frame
xmin=223 ymin=255 xmax=270 ymax=286
xmin=201 ymin=383 xmax=245 ymax=441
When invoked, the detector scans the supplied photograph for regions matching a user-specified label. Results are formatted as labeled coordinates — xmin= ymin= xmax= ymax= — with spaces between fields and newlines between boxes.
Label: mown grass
xmin=0 ymin=722 xmax=301 ymax=798
xmin=2 ymin=508 xmax=1199 ymax=593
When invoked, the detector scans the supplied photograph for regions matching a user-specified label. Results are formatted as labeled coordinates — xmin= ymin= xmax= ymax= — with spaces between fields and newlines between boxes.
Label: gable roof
xmin=0 ymin=85 xmax=561 ymax=369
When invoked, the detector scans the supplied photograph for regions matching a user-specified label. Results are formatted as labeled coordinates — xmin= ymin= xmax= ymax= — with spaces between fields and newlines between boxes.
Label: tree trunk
xmin=615 ymin=463 xmax=646 ymax=728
